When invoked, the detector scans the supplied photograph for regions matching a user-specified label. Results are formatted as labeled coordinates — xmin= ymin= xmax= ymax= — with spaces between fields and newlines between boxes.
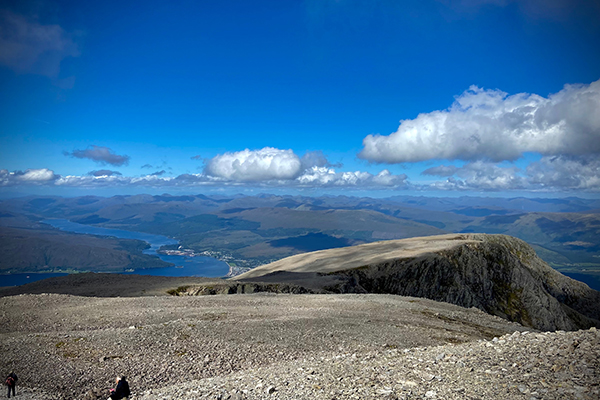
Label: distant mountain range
xmin=1 ymin=194 xmax=599 ymax=289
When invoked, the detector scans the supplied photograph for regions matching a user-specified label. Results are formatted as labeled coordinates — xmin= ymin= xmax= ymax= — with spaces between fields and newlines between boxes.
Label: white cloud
xmin=203 ymin=147 xmax=356 ymax=184
xmin=2 ymin=159 xmax=597 ymax=192
xmin=0 ymin=10 xmax=80 ymax=77
xmin=18 ymin=168 xmax=57 ymax=182
xmin=526 ymin=156 xmax=600 ymax=191
xmin=359 ymin=79 xmax=600 ymax=163
xmin=373 ymin=169 xmax=407 ymax=186
xmin=54 ymin=172 xmax=236 ymax=188
xmin=55 ymin=175 xmax=126 ymax=187
xmin=1 ymin=164 xmax=409 ymax=190
xmin=204 ymin=147 xmax=303 ymax=181
xmin=297 ymin=166 xmax=408 ymax=187
xmin=0 ymin=168 xmax=59 ymax=186
xmin=428 ymin=161 xmax=526 ymax=191
xmin=202 ymin=147 xmax=409 ymax=188
xmin=55 ymin=174 xmax=176 ymax=188
xmin=296 ymin=166 xmax=337 ymax=185
xmin=423 ymin=157 xmax=600 ymax=192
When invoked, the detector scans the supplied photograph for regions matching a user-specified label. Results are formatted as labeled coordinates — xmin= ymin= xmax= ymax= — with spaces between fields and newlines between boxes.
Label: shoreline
xmin=224 ymin=261 xmax=252 ymax=279
xmin=224 ymin=261 xmax=233 ymax=278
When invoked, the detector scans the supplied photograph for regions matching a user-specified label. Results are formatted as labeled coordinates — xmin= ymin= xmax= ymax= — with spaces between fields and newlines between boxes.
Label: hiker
xmin=5 ymin=372 xmax=17 ymax=398
xmin=108 ymin=376 xmax=131 ymax=400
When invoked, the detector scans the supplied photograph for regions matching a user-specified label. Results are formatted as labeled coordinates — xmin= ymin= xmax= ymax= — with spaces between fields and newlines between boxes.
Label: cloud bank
xmin=421 ymin=156 xmax=600 ymax=192
xmin=359 ymin=79 xmax=600 ymax=163
xmin=1 ymin=148 xmax=409 ymax=190
xmin=66 ymin=145 xmax=130 ymax=166
xmin=427 ymin=162 xmax=526 ymax=191
xmin=1 ymin=160 xmax=598 ymax=192
xmin=298 ymin=167 xmax=408 ymax=187
xmin=526 ymin=155 xmax=600 ymax=191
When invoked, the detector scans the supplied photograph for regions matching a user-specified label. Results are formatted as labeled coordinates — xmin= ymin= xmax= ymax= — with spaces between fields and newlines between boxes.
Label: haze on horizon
xmin=1 ymin=0 xmax=599 ymax=199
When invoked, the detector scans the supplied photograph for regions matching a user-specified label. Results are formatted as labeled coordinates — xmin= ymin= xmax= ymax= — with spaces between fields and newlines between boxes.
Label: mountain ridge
xmin=234 ymin=234 xmax=600 ymax=331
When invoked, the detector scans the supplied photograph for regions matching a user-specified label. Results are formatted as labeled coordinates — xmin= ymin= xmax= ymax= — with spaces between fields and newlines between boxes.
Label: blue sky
xmin=1 ymin=0 xmax=599 ymax=197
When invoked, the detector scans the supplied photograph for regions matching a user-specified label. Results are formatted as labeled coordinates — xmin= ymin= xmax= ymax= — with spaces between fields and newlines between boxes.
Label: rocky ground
xmin=134 ymin=328 xmax=599 ymax=400
xmin=1 ymin=291 xmax=598 ymax=400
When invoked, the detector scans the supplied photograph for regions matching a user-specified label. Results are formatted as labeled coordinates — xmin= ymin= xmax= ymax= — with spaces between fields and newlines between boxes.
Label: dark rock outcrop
xmin=168 ymin=281 xmax=315 ymax=295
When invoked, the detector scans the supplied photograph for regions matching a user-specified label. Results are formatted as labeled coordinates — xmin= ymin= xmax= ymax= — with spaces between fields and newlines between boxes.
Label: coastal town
xmin=157 ymin=246 xmax=266 ymax=277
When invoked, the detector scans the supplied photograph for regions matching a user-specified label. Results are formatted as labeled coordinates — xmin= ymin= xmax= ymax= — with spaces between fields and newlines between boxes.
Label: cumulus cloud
xmin=204 ymin=147 xmax=303 ymax=181
xmin=150 ymin=170 xmax=166 ymax=176
xmin=428 ymin=162 xmax=526 ymax=191
xmin=526 ymin=155 xmax=600 ymax=191
xmin=422 ymin=157 xmax=600 ymax=192
xmin=372 ymin=170 xmax=408 ymax=186
xmin=88 ymin=170 xmax=122 ymax=177
xmin=66 ymin=145 xmax=130 ymax=166
xmin=203 ymin=147 xmax=350 ymax=183
xmin=0 ymin=168 xmax=59 ymax=186
xmin=297 ymin=167 xmax=408 ymax=187
xmin=359 ymin=79 xmax=600 ymax=164
xmin=0 ymin=10 xmax=80 ymax=77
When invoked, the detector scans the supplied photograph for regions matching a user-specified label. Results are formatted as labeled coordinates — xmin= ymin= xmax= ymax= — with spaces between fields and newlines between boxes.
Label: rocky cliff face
xmin=235 ymin=234 xmax=600 ymax=332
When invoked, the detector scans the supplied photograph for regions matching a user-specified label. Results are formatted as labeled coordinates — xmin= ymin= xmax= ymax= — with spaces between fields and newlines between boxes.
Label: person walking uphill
xmin=108 ymin=376 xmax=130 ymax=400
xmin=5 ymin=372 xmax=17 ymax=398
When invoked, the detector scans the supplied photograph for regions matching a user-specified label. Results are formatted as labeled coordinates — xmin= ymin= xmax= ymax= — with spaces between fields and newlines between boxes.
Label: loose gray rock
xmin=1 ymin=292 xmax=598 ymax=399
